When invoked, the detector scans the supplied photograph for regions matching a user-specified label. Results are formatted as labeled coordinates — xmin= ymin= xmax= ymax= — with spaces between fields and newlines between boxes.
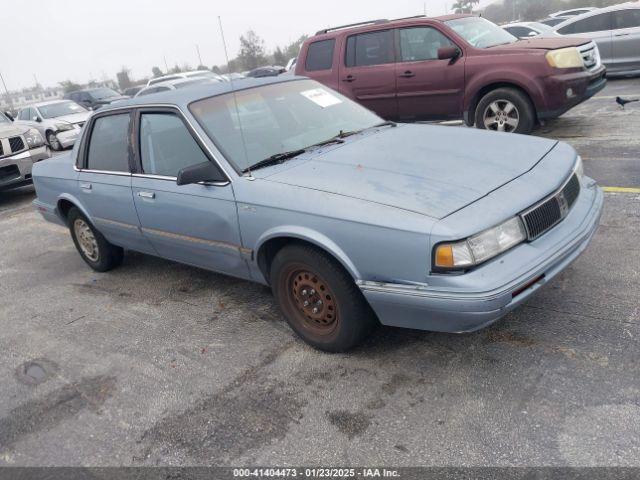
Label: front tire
xmin=67 ymin=207 xmax=123 ymax=272
xmin=47 ymin=131 xmax=62 ymax=151
xmin=270 ymin=244 xmax=378 ymax=352
xmin=475 ymin=88 xmax=535 ymax=134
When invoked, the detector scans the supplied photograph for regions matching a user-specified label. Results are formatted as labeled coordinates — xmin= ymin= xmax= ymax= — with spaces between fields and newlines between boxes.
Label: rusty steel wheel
xmin=285 ymin=267 xmax=339 ymax=337
xmin=271 ymin=243 xmax=378 ymax=352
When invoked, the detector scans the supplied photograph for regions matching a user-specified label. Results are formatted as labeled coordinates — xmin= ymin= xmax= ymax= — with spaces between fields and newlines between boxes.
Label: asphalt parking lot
xmin=0 ymin=79 xmax=639 ymax=467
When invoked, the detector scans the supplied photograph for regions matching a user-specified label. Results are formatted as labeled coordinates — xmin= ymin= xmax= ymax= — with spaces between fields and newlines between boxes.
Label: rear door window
xmin=613 ymin=9 xmax=640 ymax=29
xmin=399 ymin=27 xmax=454 ymax=61
xmin=86 ymin=113 xmax=131 ymax=172
xmin=345 ymin=30 xmax=395 ymax=67
xmin=506 ymin=26 xmax=536 ymax=37
xmin=305 ymin=39 xmax=336 ymax=71
xmin=559 ymin=13 xmax=613 ymax=34
xmin=139 ymin=113 xmax=210 ymax=177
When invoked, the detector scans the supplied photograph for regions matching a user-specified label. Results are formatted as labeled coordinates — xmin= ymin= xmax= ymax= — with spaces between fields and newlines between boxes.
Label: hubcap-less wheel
xmin=74 ymin=219 xmax=100 ymax=262
xmin=47 ymin=132 xmax=61 ymax=150
xmin=483 ymin=100 xmax=520 ymax=132
xmin=286 ymin=268 xmax=339 ymax=336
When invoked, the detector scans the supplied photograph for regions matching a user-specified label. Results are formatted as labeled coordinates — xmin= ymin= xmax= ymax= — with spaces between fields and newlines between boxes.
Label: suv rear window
xmin=345 ymin=30 xmax=394 ymax=67
xmin=305 ymin=39 xmax=335 ymax=71
xmin=87 ymin=113 xmax=131 ymax=172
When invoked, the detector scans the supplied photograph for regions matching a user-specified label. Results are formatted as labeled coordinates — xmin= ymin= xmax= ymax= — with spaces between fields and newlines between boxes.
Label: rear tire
xmin=475 ymin=88 xmax=535 ymax=134
xmin=67 ymin=207 xmax=123 ymax=272
xmin=270 ymin=244 xmax=377 ymax=352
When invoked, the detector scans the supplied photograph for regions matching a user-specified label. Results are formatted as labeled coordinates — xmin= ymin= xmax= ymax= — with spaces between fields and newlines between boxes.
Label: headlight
xmin=24 ymin=128 xmax=45 ymax=148
xmin=434 ymin=217 xmax=527 ymax=272
xmin=55 ymin=123 xmax=74 ymax=132
xmin=546 ymin=47 xmax=583 ymax=69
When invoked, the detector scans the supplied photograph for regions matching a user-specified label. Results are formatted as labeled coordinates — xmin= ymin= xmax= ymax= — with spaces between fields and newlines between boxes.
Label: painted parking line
xmin=603 ymin=186 xmax=640 ymax=194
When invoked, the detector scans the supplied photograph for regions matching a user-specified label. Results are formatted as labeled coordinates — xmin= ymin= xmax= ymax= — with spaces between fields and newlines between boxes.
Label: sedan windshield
xmin=189 ymin=79 xmax=382 ymax=172
xmin=447 ymin=17 xmax=518 ymax=48
xmin=38 ymin=101 xmax=87 ymax=119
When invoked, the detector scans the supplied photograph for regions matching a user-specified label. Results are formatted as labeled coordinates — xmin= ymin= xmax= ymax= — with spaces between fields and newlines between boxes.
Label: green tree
xmin=116 ymin=67 xmax=132 ymax=91
xmin=272 ymin=47 xmax=287 ymax=67
xmin=151 ymin=66 xmax=163 ymax=78
xmin=237 ymin=30 xmax=267 ymax=70
xmin=59 ymin=80 xmax=82 ymax=94
xmin=452 ymin=0 xmax=479 ymax=13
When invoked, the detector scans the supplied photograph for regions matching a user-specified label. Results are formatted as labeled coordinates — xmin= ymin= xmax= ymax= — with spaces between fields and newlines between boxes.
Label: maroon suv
xmin=296 ymin=15 xmax=607 ymax=134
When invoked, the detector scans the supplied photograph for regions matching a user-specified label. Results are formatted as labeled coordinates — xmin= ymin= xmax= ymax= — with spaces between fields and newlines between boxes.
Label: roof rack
xmin=388 ymin=14 xmax=427 ymax=22
xmin=315 ymin=19 xmax=389 ymax=35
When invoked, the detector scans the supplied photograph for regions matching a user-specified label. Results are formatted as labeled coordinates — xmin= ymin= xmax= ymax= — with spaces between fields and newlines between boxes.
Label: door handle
xmin=80 ymin=182 xmax=92 ymax=190
xmin=399 ymin=71 xmax=415 ymax=78
xmin=138 ymin=191 xmax=155 ymax=199
xmin=342 ymin=75 xmax=356 ymax=83
xmin=615 ymin=32 xmax=630 ymax=37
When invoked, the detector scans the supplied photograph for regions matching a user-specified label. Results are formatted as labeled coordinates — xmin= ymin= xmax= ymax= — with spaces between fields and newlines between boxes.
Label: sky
xmin=1 ymin=0 xmax=494 ymax=91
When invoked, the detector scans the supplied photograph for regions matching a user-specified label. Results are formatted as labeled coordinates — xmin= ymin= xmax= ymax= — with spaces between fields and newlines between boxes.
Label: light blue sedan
xmin=32 ymin=77 xmax=603 ymax=351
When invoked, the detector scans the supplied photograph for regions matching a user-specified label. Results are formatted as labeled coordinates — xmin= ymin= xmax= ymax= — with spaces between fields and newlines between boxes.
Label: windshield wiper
xmin=242 ymin=149 xmax=306 ymax=174
xmin=374 ymin=120 xmax=397 ymax=128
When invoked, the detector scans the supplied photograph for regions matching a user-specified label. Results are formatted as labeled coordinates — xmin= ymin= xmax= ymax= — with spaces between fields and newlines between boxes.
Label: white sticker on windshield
xmin=300 ymin=88 xmax=342 ymax=108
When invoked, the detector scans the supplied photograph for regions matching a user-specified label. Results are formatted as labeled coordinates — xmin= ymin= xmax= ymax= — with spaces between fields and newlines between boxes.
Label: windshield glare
xmin=89 ymin=88 xmax=119 ymax=100
xmin=189 ymin=80 xmax=382 ymax=172
xmin=39 ymin=101 xmax=87 ymax=119
xmin=0 ymin=112 xmax=10 ymax=123
xmin=447 ymin=17 xmax=517 ymax=48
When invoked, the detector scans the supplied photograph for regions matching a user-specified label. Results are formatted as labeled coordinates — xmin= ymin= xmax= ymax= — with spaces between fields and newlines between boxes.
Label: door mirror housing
xmin=33 ymin=116 xmax=42 ymax=123
xmin=176 ymin=161 xmax=226 ymax=186
xmin=438 ymin=46 xmax=461 ymax=63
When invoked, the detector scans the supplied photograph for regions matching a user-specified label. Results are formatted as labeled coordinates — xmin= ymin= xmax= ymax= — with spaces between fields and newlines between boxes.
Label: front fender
xmin=465 ymin=71 xmax=546 ymax=113
xmin=254 ymin=225 xmax=362 ymax=281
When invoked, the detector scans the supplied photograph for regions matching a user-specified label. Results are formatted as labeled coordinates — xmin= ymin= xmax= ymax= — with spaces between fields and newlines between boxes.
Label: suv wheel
xmin=270 ymin=244 xmax=377 ymax=352
xmin=475 ymin=88 xmax=535 ymax=134
xmin=67 ymin=207 xmax=124 ymax=272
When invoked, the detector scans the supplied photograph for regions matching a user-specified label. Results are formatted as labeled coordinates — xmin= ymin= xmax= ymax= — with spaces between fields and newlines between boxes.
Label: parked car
xmin=135 ymin=78 xmax=218 ymax=97
xmin=15 ymin=100 xmax=91 ymax=151
xmin=32 ymin=77 xmax=603 ymax=351
xmin=550 ymin=7 xmax=599 ymax=18
xmin=296 ymin=15 xmax=606 ymax=133
xmin=0 ymin=111 xmax=49 ymax=191
xmin=147 ymin=70 xmax=224 ymax=87
xmin=539 ymin=17 xmax=572 ymax=27
xmin=246 ymin=66 xmax=286 ymax=78
xmin=503 ymin=21 xmax=558 ymax=38
xmin=64 ymin=88 xmax=129 ymax=111
xmin=554 ymin=2 xmax=640 ymax=76
xmin=220 ymin=73 xmax=246 ymax=81
xmin=123 ymin=86 xmax=145 ymax=97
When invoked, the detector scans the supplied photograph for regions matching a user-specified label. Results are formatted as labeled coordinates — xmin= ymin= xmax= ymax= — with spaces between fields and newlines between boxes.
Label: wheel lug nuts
xmin=302 ymin=289 xmax=308 ymax=296
xmin=303 ymin=301 xmax=310 ymax=307
xmin=310 ymin=289 xmax=316 ymax=295
xmin=312 ymin=308 xmax=319 ymax=314
xmin=316 ymin=300 xmax=322 ymax=306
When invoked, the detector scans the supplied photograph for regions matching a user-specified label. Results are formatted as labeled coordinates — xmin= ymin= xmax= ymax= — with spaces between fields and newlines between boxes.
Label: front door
xmin=339 ymin=29 xmax=398 ymax=119
xmin=78 ymin=111 xmax=154 ymax=254
xmin=395 ymin=26 xmax=466 ymax=121
xmin=611 ymin=8 xmax=640 ymax=74
xmin=130 ymin=110 xmax=248 ymax=278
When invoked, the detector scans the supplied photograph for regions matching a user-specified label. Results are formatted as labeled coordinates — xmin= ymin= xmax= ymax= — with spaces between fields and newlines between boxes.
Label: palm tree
xmin=452 ymin=0 xmax=480 ymax=14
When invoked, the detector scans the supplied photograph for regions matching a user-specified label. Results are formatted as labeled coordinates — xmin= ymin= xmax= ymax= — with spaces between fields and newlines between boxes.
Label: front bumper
xmin=359 ymin=178 xmax=603 ymax=333
xmin=56 ymin=128 xmax=81 ymax=148
xmin=537 ymin=66 xmax=607 ymax=120
xmin=0 ymin=146 xmax=50 ymax=191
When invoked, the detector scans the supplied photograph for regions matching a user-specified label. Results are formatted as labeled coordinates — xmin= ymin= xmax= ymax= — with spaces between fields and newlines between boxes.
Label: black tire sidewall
xmin=47 ymin=131 xmax=61 ymax=151
xmin=270 ymin=244 xmax=376 ymax=352
xmin=67 ymin=208 xmax=122 ymax=272
xmin=475 ymin=88 xmax=535 ymax=134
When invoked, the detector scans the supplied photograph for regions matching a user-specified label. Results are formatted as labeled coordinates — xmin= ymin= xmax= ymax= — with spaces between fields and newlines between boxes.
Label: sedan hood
xmin=495 ymin=36 xmax=590 ymax=50
xmin=0 ymin=123 xmax=29 ymax=137
xmin=262 ymin=124 xmax=558 ymax=219
xmin=51 ymin=112 xmax=90 ymax=124
xmin=97 ymin=95 xmax=129 ymax=104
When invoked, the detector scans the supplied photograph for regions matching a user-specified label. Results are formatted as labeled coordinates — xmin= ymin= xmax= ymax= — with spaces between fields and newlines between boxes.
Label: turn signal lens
xmin=546 ymin=47 xmax=583 ymax=69
xmin=434 ymin=241 xmax=474 ymax=270
xmin=435 ymin=245 xmax=454 ymax=268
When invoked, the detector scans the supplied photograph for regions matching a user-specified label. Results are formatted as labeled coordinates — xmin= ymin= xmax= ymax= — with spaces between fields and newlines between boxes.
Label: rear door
xmin=395 ymin=26 xmax=465 ymax=121
xmin=611 ymin=8 xmax=640 ymax=74
xmin=130 ymin=108 xmax=247 ymax=277
xmin=557 ymin=12 xmax=614 ymax=64
xmin=339 ymin=29 xmax=398 ymax=119
xmin=77 ymin=110 xmax=154 ymax=254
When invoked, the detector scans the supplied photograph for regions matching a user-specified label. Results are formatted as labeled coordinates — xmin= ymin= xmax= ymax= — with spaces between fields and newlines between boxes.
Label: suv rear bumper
xmin=537 ymin=66 xmax=607 ymax=120
xmin=358 ymin=178 xmax=603 ymax=333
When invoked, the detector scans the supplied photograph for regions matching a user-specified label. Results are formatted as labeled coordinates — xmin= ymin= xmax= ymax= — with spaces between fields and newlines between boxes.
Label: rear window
xmin=345 ymin=30 xmax=394 ymax=67
xmin=613 ymin=9 xmax=640 ymax=29
xmin=86 ymin=113 xmax=131 ymax=172
xmin=558 ymin=13 xmax=613 ymax=34
xmin=305 ymin=39 xmax=335 ymax=71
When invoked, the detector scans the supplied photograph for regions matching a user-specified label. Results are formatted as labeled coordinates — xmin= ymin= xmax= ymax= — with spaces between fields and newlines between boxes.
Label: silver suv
xmin=0 ymin=112 xmax=50 ymax=191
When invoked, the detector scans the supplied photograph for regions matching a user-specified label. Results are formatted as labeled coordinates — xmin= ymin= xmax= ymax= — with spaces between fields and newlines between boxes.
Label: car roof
xmin=107 ymin=75 xmax=303 ymax=110
xmin=554 ymin=0 xmax=640 ymax=28
xmin=23 ymin=99 xmax=75 ymax=109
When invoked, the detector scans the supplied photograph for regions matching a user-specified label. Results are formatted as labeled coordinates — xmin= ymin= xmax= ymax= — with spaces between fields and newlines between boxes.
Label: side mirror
xmin=33 ymin=116 xmax=42 ymax=123
xmin=177 ymin=161 xmax=226 ymax=186
xmin=528 ymin=31 xmax=538 ymax=37
xmin=438 ymin=46 xmax=461 ymax=63
xmin=5 ymin=112 xmax=14 ymax=121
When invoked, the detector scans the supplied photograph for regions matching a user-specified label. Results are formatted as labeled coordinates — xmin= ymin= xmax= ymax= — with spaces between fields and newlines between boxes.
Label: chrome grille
xmin=521 ymin=174 xmax=580 ymax=241
xmin=579 ymin=43 xmax=600 ymax=71
xmin=9 ymin=136 xmax=25 ymax=153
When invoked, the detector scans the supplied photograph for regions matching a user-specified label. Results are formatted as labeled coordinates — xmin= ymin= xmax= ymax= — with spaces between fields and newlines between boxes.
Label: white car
xmin=503 ymin=21 xmax=558 ymax=38
xmin=135 ymin=78 xmax=219 ymax=98
xmin=147 ymin=70 xmax=224 ymax=87
xmin=550 ymin=7 xmax=599 ymax=18
xmin=15 ymin=100 xmax=91 ymax=151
